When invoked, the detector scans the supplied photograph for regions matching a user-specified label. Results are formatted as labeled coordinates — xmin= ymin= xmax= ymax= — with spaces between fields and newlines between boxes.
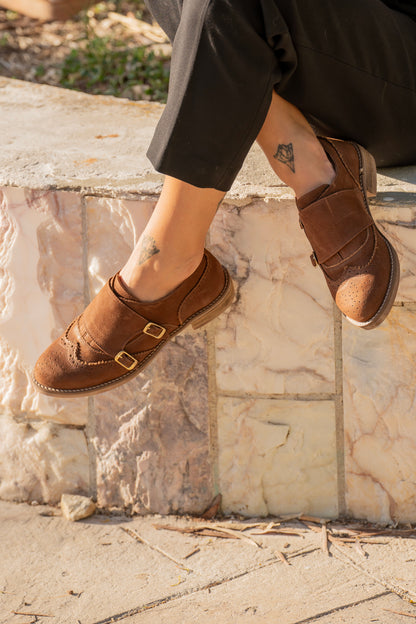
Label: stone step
xmin=0 ymin=77 xmax=415 ymax=523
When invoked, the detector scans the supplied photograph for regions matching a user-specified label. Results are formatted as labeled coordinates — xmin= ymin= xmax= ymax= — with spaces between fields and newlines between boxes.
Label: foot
xmin=297 ymin=137 xmax=400 ymax=329
xmin=32 ymin=250 xmax=234 ymax=396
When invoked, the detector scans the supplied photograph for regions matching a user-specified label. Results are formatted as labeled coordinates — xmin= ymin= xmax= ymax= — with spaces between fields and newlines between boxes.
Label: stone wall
xmin=1 ymin=78 xmax=415 ymax=522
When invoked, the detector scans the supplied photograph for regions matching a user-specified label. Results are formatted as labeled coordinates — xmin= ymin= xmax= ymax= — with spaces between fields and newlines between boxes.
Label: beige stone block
xmin=0 ymin=415 xmax=89 ymax=503
xmin=0 ymin=187 xmax=88 ymax=425
xmin=217 ymin=397 xmax=338 ymax=517
xmin=85 ymin=196 xmax=154 ymax=295
xmin=373 ymin=203 xmax=416 ymax=303
xmin=86 ymin=196 xmax=213 ymax=514
xmin=344 ymin=307 xmax=416 ymax=523
xmin=210 ymin=200 xmax=334 ymax=395
xmin=92 ymin=329 xmax=212 ymax=514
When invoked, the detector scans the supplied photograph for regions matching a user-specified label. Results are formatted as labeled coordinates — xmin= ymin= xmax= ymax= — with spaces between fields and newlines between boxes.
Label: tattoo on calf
xmin=273 ymin=142 xmax=295 ymax=173
xmin=137 ymin=234 xmax=160 ymax=266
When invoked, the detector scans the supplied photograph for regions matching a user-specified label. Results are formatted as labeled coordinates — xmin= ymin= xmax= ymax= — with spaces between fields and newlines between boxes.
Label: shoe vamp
xmin=35 ymin=333 xmax=146 ymax=391
xmin=332 ymin=236 xmax=392 ymax=322
xmin=75 ymin=316 xmax=170 ymax=363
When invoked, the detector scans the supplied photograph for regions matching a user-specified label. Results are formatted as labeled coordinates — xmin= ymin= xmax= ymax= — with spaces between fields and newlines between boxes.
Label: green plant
xmin=59 ymin=36 xmax=169 ymax=101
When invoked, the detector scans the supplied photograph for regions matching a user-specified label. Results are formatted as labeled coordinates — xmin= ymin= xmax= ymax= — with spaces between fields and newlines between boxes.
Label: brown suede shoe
xmin=297 ymin=137 xmax=400 ymax=329
xmin=33 ymin=250 xmax=234 ymax=397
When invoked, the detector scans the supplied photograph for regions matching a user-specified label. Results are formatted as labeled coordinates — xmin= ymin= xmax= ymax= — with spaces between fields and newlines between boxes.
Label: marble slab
xmin=343 ymin=307 xmax=416 ymax=523
xmin=85 ymin=196 xmax=154 ymax=296
xmin=210 ymin=199 xmax=335 ymax=395
xmin=0 ymin=187 xmax=88 ymax=425
xmin=217 ymin=397 xmax=338 ymax=517
xmin=0 ymin=415 xmax=89 ymax=503
xmin=372 ymin=203 xmax=416 ymax=303
xmin=86 ymin=197 xmax=213 ymax=514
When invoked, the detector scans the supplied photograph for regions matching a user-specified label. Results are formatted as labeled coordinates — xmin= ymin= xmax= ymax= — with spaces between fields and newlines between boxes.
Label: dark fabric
xmin=145 ymin=0 xmax=416 ymax=191
xmin=382 ymin=0 xmax=416 ymax=20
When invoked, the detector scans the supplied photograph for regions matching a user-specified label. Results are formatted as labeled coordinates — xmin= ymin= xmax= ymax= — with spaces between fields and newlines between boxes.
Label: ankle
xmin=275 ymin=130 xmax=335 ymax=198
xmin=119 ymin=251 xmax=203 ymax=302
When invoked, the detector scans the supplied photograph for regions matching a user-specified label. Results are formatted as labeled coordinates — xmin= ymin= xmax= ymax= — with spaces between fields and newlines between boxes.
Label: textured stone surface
xmin=217 ymin=397 xmax=338 ymax=517
xmin=86 ymin=195 xmax=212 ymax=513
xmin=0 ymin=77 xmax=415 ymax=521
xmin=93 ymin=329 xmax=212 ymax=514
xmin=61 ymin=493 xmax=96 ymax=521
xmin=2 ymin=78 xmax=414 ymax=201
xmin=343 ymin=307 xmax=416 ymax=523
xmin=0 ymin=415 xmax=89 ymax=503
xmin=0 ymin=186 xmax=88 ymax=426
xmin=0 ymin=77 xmax=164 ymax=197
xmin=85 ymin=195 xmax=154 ymax=295
xmin=372 ymin=202 xmax=416 ymax=303
xmin=211 ymin=200 xmax=334 ymax=395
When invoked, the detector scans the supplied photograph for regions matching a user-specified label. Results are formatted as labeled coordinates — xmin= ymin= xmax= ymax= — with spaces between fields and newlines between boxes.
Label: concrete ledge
xmin=1 ymin=78 xmax=416 ymax=522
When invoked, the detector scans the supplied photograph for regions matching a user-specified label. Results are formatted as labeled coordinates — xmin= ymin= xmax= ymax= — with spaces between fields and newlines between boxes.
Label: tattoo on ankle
xmin=273 ymin=142 xmax=295 ymax=173
xmin=137 ymin=234 xmax=160 ymax=266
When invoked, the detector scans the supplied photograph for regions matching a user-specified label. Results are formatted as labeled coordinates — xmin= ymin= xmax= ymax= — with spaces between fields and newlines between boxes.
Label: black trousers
xmin=145 ymin=0 xmax=416 ymax=191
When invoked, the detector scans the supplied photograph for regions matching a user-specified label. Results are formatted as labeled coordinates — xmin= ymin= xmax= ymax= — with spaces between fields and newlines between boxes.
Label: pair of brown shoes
xmin=33 ymin=137 xmax=400 ymax=397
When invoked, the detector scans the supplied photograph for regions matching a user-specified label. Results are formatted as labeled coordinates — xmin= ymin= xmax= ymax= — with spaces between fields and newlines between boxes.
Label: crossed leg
xmin=119 ymin=92 xmax=335 ymax=302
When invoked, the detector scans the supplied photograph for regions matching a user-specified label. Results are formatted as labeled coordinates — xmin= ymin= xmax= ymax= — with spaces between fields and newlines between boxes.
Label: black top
xmin=383 ymin=0 xmax=416 ymax=20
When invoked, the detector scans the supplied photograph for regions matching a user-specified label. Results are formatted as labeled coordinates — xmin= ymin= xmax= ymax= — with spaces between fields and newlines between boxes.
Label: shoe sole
xmin=341 ymin=142 xmax=400 ymax=330
xmin=33 ymin=269 xmax=235 ymax=398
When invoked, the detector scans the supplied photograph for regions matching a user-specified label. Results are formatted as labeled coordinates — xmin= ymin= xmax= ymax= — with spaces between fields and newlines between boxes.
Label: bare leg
xmin=257 ymin=91 xmax=335 ymax=198
xmin=120 ymin=177 xmax=224 ymax=301
xmin=120 ymin=93 xmax=335 ymax=302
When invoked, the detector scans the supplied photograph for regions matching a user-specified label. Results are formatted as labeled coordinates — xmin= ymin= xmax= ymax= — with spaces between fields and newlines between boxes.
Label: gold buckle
xmin=310 ymin=251 xmax=318 ymax=267
xmin=114 ymin=351 xmax=138 ymax=371
xmin=143 ymin=322 xmax=166 ymax=340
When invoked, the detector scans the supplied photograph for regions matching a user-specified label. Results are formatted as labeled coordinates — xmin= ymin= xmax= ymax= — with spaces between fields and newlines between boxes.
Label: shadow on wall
xmin=380 ymin=166 xmax=416 ymax=186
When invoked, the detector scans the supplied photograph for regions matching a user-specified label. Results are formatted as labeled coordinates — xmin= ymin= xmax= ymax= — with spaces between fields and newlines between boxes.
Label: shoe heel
xmin=192 ymin=277 xmax=235 ymax=330
xmin=359 ymin=145 xmax=377 ymax=198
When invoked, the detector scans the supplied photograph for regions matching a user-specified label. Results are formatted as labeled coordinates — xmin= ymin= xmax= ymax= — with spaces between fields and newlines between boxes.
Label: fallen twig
xmin=321 ymin=524 xmax=329 ymax=556
xmin=202 ymin=524 xmax=261 ymax=548
xmin=274 ymin=550 xmax=290 ymax=566
xmin=121 ymin=527 xmax=191 ymax=572
xmin=183 ymin=547 xmax=200 ymax=560
xmin=299 ymin=514 xmax=331 ymax=524
xmin=249 ymin=527 xmax=305 ymax=537
xmin=107 ymin=12 xmax=167 ymax=42
xmin=200 ymin=494 xmax=222 ymax=520
xmin=12 ymin=611 xmax=54 ymax=617
xmin=382 ymin=608 xmax=416 ymax=618
xmin=354 ymin=540 xmax=368 ymax=559
xmin=154 ymin=523 xmax=261 ymax=546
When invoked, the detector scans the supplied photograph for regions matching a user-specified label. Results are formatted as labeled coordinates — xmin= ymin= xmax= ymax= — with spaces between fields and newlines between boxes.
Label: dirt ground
xmin=0 ymin=2 xmax=170 ymax=99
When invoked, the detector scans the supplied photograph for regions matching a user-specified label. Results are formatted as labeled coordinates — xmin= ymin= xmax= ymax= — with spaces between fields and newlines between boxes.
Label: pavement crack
xmin=289 ymin=591 xmax=391 ymax=624
xmin=330 ymin=541 xmax=416 ymax=604
xmin=91 ymin=547 xmax=321 ymax=624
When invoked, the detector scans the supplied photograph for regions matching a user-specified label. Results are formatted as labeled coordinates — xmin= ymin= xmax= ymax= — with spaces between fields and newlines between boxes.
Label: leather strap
xmin=79 ymin=277 xmax=166 ymax=358
xmin=299 ymin=188 xmax=374 ymax=265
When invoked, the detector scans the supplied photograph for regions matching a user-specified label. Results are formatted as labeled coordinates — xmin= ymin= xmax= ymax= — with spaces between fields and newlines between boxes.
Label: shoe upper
xmin=296 ymin=137 xmax=395 ymax=324
xmin=33 ymin=250 xmax=227 ymax=392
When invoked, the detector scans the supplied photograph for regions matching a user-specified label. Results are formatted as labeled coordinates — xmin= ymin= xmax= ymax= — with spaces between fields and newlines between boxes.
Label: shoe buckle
xmin=115 ymin=351 xmax=138 ymax=371
xmin=299 ymin=218 xmax=304 ymax=230
xmin=310 ymin=251 xmax=318 ymax=267
xmin=143 ymin=322 xmax=166 ymax=340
